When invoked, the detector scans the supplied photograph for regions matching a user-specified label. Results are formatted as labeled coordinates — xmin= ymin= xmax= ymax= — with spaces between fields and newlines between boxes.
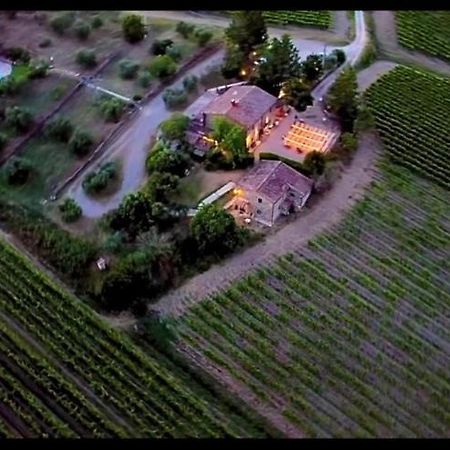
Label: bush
xmin=340 ymin=132 xmax=358 ymax=152
xmin=146 ymin=141 xmax=189 ymax=177
xmin=160 ymin=113 xmax=190 ymax=141
xmin=118 ymin=59 xmax=140 ymax=80
xmin=144 ymin=171 xmax=180 ymax=203
xmin=331 ymin=49 xmax=346 ymax=66
xmin=4 ymin=47 xmax=31 ymax=64
xmin=69 ymin=130 xmax=93 ymax=157
xmin=82 ymin=161 xmax=118 ymax=195
xmin=166 ymin=44 xmax=183 ymax=62
xmin=44 ymin=116 xmax=74 ymax=142
xmin=74 ymin=20 xmax=91 ymax=40
xmin=122 ymin=14 xmax=145 ymax=43
xmin=148 ymin=55 xmax=177 ymax=79
xmin=91 ymin=15 xmax=103 ymax=29
xmin=4 ymin=157 xmax=32 ymax=185
xmin=182 ymin=75 xmax=198 ymax=93
xmin=162 ymin=87 xmax=188 ymax=108
xmin=5 ymin=106 xmax=33 ymax=133
xmin=176 ymin=21 xmax=195 ymax=39
xmin=102 ymin=231 xmax=125 ymax=255
xmin=139 ymin=70 xmax=153 ymax=88
xmin=302 ymin=151 xmax=326 ymax=177
xmin=0 ymin=76 xmax=28 ymax=96
xmin=195 ymin=29 xmax=213 ymax=47
xmin=151 ymin=39 xmax=174 ymax=56
xmin=97 ymin=97 xmax=125 ymax=123
xmin=76 ymin=49 xmax=97 ymax=69
xmin=50 ymin=12 xmax=75 ymax=35
xmin=28 ymin=61 xmax=50 ymax=79
xmin=59 ymin=198 xmax=82 ymax=223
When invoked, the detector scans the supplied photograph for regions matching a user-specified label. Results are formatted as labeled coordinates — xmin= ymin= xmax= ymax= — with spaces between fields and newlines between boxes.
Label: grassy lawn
xmin=172 ymin=165 xmax=244 ymax=207
xmin=0 ymin=137 xmax=81 ymax=206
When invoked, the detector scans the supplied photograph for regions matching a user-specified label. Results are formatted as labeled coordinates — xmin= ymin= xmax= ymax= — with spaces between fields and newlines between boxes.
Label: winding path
xmin=65 ymin=11 xmax=367 ymax=218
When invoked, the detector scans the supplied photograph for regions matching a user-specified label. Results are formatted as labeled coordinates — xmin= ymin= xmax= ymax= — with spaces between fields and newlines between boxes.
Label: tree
xmin=191 ymin=204 xmax=242 ymax=256
xmin=118 ymin=59 xmax=140 ymax=79
xmin=5 ymin=106 xmax=33 ymax=133
xmin=50 ymin=12 xmax=75 ymax=35
xmin=82 ymin=161 xmax=118 ymax=195
xmin=109 ymin=191 xmax=155 ymax=239
xmin=91 ymin=15 xmax=103 ymax=29
xmin=122 ymin=14 xmax=145 ymax=43
xmin=139 ymin=70 xmax=153 ymax=88
xmin=76 ymin=49 xmax=97 ymax=68
xmin=182 ymin=75 xmax=198 ymax=93
xmin=340 ymin=132 xmax=358 ymax=153
xmin=159 ymin=113 xmax=190 ymax=141
xmin=225 ymin=11 xmax=267 ymax=57
xmin=175 ymin=21 xmax=195 ymax=39
xmin=148 ymin=55 xmax=177 ymax=79
xmin=4 ymin=157 xmax=32 ymax=185
xmin=281 ymin=78 xmax=313 ymax=112
xmin=4 ymin=47 xmax=31 ymax=64
xmin=59 ymin=198 xmax=82 ymax=223
xmin=151 ymin=39 xmax=174 ymax=56
xmin=253 ymin=34 xmax=301 ymax=96
xmin=221 ymin=46 xmax=246 ymax=80
xmin=144 ymin=171 xmax=180 ymax=203
xmin=195 ymin=29 xmax=213 ymax=47
xmin=98 ymin=97 xmax=125 ymax=123
xmin=303 ymin=151 xmax=326 ymax=177
xmin=301 ymin=54 xmax=323 ymax=83
xmin=212 ymin=117 xmax=248 ymax=167
xmin=331 ymin=49 xmax=346 ymax=66
xmin=326 ymin=66 xmax=359 ymax=132
xmin=0 ymin=133 xmax=7 ymax=151
xmin=44 ymin=116 xmax=74 ymax=142
xmin=74 ymin=20 xmax=91 ymax=40
xmin=146 ymin=141 xmax=189 ymax=177
xmin=162 ymin=87 xmax=187 ymax=108
xmin=69 ymin=130 xmax=93 ymax=157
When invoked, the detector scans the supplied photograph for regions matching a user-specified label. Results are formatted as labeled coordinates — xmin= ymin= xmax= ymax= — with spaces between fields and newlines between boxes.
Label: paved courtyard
xmin=253 ymin=103 xmax=340 ymax=163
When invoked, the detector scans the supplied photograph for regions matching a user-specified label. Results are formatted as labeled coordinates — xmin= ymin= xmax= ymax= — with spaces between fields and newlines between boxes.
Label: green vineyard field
xmin=225 ymin=11 xmax=332 ymax=29
xmin=395 ymin=11 xmax=450 ymax=62
xmin=365 ymin=65 xmax=450 ymax=189
xmin=178 ymin=161 xmax=450 ymax=437
xmin=0 ymin=240 xmax=267 ymax=438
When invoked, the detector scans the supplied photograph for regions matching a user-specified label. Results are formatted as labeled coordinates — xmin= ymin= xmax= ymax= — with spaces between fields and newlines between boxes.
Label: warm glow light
xmin=241 ymin=69 xmax=247 ymax=76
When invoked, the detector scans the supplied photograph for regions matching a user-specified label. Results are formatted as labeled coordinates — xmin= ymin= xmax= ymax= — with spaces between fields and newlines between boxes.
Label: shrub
xmin=151 ymin=39 xmax=174 ymax=56
xmin=102 ymin=231 xmax=125 ymax=255
xmin=139 ymin=70 xmax=152 ymax=88
xmin=91 ymin=15 xmax=103 ymax=29
xmin=160 ymin=113 xmax=190 ymax=141
xmin=98 ymin=97 xmax=126 ymax=122
xmin=302 ymin=151 xmax=326 ymax=177
xmin=195 ymin=29 xmax=213 ymax=47
xmin=146 ymin=141 xmax=189 ymax=176
xmin=4 ymin=47 xmax=31 ymax=64
xmin=0 ymin=76 xmax=28 ymax=96
xmin=28 ymin=60 xmax=50 ymax=79
xmin=340 ymin=132 xmax=358 ymax=152
xmin=4 ymin=157 xmax=32 ymax=185
xmin=76 ymin=49 xmax=97 ymax=68
xmin=118 ymin=59 xmax=140 ymax=80
xmin=144 ymin=171 xmax=180 ymax=203
xmin=332 ymin=49 xmax=346 ymax=65
xmin=166 ymin=44 xmax=183 ymax=62
xmin=59 ymin=198 xmax=82 ymax=223
xmin=182 ymin=75 xmax=198 ymax=93
xmin=176 ymin=21 xmax=195 ymax=38
xmin=5 ymin=106 xmax=33 ymax=133
xmin=148 ymin=55 xmax=177 ymax=79
xmin=82 ymin=161 xmax=118 ymax=195
xmin=50 ymin=12 xmax=75 ymax=35
xmin=69 ymin=130 xmax=94 ymax=157
xmin=162 ymin=87 xmax=188 ymax=108
xmin=74 ymin=20 xmax=91 ymax=40
xmin=44 ymin=116 xmax=74 ymax=142
xmin=122 ymin=14 xmax=145 ymax=43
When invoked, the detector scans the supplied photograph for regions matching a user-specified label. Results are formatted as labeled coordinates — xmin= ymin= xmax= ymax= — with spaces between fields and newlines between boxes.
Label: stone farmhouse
xmin=186 ymin=84 xmax=285 ymax=155
xmin=228 ymin=160 xmax=314 ymax=227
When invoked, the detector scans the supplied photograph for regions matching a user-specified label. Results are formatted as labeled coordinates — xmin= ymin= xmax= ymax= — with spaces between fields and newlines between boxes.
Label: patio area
xmin=253 ymin=102 xmax=340 ymax=163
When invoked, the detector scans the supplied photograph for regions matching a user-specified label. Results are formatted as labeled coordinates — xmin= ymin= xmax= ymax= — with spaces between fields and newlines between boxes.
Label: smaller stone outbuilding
xmin=229 ymin=160 xmax=314 ymax=227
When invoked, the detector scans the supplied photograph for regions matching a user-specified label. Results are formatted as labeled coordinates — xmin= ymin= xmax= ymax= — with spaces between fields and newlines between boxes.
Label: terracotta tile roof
xmin=203 ymin=85 xmax=278 ymax=129
xmin=239 ymin=160 xmax=313 ymax=203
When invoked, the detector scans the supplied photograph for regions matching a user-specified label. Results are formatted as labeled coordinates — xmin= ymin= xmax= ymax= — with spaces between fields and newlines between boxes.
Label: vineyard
xmin=225 ymin=11 xmax=331 ymax=29
xmin=176 ymin=162 xmax=450 ymax=437
xmin=364 ymin=65 xmax=450 ymax=189
xmin=395 ymin=11 xmax=450 ymax=62
xmin=0 ymin=239 xmax=267 ymax=438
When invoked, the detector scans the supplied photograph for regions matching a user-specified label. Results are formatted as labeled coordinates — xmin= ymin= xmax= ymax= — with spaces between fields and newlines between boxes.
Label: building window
xmin=256 ymin=209 xmax=261 ymax=215
xmin=289 ymin=191 xmax=296 ymax=198
xmin=258 ymin=198 xmax=262 ymax=203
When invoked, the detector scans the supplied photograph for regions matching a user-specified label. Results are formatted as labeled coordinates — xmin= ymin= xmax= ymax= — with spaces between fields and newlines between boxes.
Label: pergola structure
xmin=283 ymin=122 xmax=338 ymax=154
